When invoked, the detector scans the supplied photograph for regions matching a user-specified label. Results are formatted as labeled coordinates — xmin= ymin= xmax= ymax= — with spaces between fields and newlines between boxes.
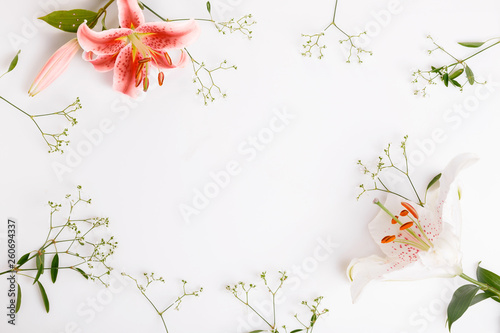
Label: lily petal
xmin=77 ymin=24 xmax=132 ymax=56
xmin=28 ymin=38 xmax=80 ymax=96
xmin=152 ymin=50 xmax=188 ymax=69
xmin=118 ymin=0 xmax=145 ymax=29
xmin=135 ymin=20 xmax=200 ymax=51
xmin=83 ymin=52 xmax=117 ymax=72
xmin=112 ymin=44 xmax=140 ymax=98
xmin=348 ymin=154 xmax=478 ymax=302
xmin=347 ymin=255 xmax=407 ymax=302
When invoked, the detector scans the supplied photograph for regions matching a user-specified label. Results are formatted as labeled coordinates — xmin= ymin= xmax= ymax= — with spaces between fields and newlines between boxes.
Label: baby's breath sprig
xmin=357 ymin=136 xmax=428 ymax=206
xmin=227 ymin=271 xmax=329 ymax=333
xmin=302 ymin=0 xmax=371 ymax=62
xmin=122 ymin=272 xmax=202 ymax=333
xmin=412 ymin=35 xmax=499 ymax=96
xmin=185 ymin=49 xmax=237 ymax=105
xmin=140 ymin=1 xmax=252 ymax=104
xmin=0 ymin=186 xmax=117 ymax=313
xmin=0 ymin=51 xmax=82 ymax=153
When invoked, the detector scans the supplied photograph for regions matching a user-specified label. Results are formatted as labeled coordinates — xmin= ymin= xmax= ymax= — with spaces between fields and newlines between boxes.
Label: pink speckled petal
xmin=28 ymin=38 xmax=80 ymax=96
xmin=117 ymin=0 xmax=145 ymax=29
xmin=83 ymin=51 xmax=117 ymax=72
xmin=112 ymin=44 xmax=138 ymax=98
xmin=152 ymin=50 xmax=188 ymax=69
xmin=135 ymin=20 xmax=200 ymax=51
xmin=77 ymin=24 xmax=131 ymax=55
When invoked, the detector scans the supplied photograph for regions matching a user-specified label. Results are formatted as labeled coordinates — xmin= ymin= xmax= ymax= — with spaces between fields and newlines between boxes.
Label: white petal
xmin=347 ymin=255 xmax=409 ymax=302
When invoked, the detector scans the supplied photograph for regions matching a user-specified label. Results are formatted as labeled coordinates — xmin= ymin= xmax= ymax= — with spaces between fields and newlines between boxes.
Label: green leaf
xmin=206 ymin=1 xmax=211 ymax=13
xmin=447 ymin=284 xmax=480 ymax=331
xmin=39 ymin=10 xmax=98 ymax=33
xmin=470 ymin=292 xmax=492 ymax=306
xmin=310 ymin=312 xmax=317 ymax=325
xmin=477 ymin=264 xmax=500 ymax=292
xmin=51 ymin=253 xmax=59 ymax=283
xmin=290 ymin=330 xmax=304 ymax=333
xmin=37 ymin=281 xmax=50 ymax=313
xmin=16 ymin=253 xmax=30 ymax=267
xmin=450 ymin=79 xmax=461 ymax=88
xmin=74 ymin=267 xmax=89 ymax=280
xmin=15 ymin=283 xmax=21 ymax=313
xmin=465 ymin=66 xmax=474 ymax=85
xmin=458 ymin=42 xmax=485 ymax=48
xmin=449 ymin=68 xmax=464 ymax=80
xmin=33 ymin=251 xmax=45 ymax=284
xmin=426 ymin=173 xmax=442 ymax=190
xmin=443 ymin=73 xmax=449 ymax=87
xmin=7 ymin=50 xmax=21 ymax=74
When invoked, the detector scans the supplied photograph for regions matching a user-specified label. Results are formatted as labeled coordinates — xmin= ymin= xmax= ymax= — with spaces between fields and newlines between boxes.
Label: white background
xmin=1 ymin=0 xmax=500 ymax=332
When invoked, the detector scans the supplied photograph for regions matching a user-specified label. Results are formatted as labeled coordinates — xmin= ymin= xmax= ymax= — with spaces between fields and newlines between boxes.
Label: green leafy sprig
xmin=227 ymin=271 xmax=329 ymax=333
xmin=412 ymin=36 xmax=499 ymax=96
xmin=0 ymin=186 xmax=117 ymax=313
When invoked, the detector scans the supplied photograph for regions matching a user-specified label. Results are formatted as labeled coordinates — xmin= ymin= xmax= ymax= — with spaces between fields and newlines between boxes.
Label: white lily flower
xmin=347 ymin=153 xmax=478 ymax=302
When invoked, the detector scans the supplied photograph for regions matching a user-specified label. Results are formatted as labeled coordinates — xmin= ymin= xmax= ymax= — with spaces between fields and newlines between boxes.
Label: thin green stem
xmin=88 ymin=0 xmax=116 ymax=29
xmin=460 ymin=273 xmax=500 ymax=298
xmin=462 ymin=40 xmax=500 ymax=62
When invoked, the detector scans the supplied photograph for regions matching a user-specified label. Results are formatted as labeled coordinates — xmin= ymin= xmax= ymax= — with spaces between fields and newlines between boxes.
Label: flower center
xmin=128 ymin=33 xmax=167 ymax=91
xmin=373 ymin=199 xmax=433 ymax=251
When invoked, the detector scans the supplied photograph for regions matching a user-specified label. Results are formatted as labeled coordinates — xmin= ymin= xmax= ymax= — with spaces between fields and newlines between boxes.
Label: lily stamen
xmin=400 ymin=222 xmax=413 ymax=230
xmin=373 ymin=199 xmax=432 ymax=250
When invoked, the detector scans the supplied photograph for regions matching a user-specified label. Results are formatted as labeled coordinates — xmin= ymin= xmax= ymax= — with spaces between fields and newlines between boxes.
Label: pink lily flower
xmin=28 ymin=38 xmax=80 ymax=97
xmin=347 ymin=153 xmax=478 ymax=302
xmin=77 ymin=0 xmax=200 ymax=98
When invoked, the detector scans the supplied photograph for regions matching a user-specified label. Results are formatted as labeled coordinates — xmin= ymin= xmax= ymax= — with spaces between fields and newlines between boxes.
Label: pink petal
xmin=29 ymin=38 xmax=80 ymax=96
xmin=112 ymin=44 xmax=139 ymax=98
xmin=152 ymin=50 xmax=188 ymax=69
xmin=135 ymin=20 xmax=200 ymax=51
xmin=83 ymin=52 xmax=117 ymax=72
xmin=118 ymin=0 xmax=145 ymax=29
xmin=77 ymin=23 xmax=132 ymax=56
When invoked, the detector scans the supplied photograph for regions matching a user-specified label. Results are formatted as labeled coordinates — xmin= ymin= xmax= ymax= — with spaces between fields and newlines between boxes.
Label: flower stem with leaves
xmin=412 ymin=36 xmax=499 ymax=96
xmin=0 ymin=186 xmax=117 ymax=313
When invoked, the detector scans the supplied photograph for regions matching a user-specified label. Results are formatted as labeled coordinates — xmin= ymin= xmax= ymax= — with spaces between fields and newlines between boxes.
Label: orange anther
xmin=138 ymin=57 xmax=151 ymax=64
xmin=164 ymin=52 xmax=172 ymax=66
xmin=399 ymin=222 xmax=413 ymax=230
xmin=381 ymin=235 xmax=396 ymax=244
xmin=158 ymin=72 xmax=165 ymax=86
xmin=143 ymin=76 xmax=150 ymax=92
xmin=400 ymin=210 xmax=409 ymax=216
xmin=401 ymin=202 xmax=419 ymax=219
xmin=391 ymin=215 xmax=399 ymax=224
